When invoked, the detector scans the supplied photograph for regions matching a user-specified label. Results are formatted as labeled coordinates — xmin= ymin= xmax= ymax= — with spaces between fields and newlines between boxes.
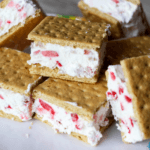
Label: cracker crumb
xmin=29 ymin=126 xmax=32 ymax=129
xmin=25 ymin=134 xmax=29 ymax=138
xmin=31 ymin=122 xmax=33 ymax=125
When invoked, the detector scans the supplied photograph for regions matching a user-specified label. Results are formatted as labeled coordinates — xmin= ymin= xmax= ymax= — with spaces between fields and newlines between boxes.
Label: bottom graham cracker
xmin=34 ymin=114 xmax=114 ymax=145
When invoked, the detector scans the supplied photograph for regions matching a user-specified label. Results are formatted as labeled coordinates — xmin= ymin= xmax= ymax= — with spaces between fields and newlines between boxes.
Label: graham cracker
xmin=28 ymin=16 xmax=109 ymax=50
xmin=0 ymin=0 xmax=46 ymax=51
xmin=0 ymin=47 xmax=43 ymax=96
xmin=32 ymin=73 xmax=108 ymax=121
xmin=120 ymin=55 xmax=150 ymax=139
xmin=0 ymin=109 xmax=22 ymax=122
xmin=34 ymin=114 xmax=114 ymax=145
xmin=104 ymin=36 xmax=150 ymax=70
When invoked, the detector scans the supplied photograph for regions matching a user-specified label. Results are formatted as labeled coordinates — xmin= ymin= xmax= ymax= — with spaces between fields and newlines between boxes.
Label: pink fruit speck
xmin=20 ymin=115 xmax=24 ymax=120
xmin=39 ymin=99 xmax=55 ymax=116
xmin=112 ymin=91 xmax=118 ymax=100
xmin=84 ymin=50 xmax=90 ymax=55
xmin=120 ymin=102 xmax=124 ymax=111
xmin=110 ymin=72 xmax=116 ymax=81
xmin=87 ymin=66 xmax=93 ymax=73
xmin=56 ymin=61 xmax=62 ymax=67
xmin=34 ymin=50 xmax=40 ymax=55
xmin=93 ymin=114 xmax=97 ymax=123
xmin=124 ymin=95 xmax=132 ymax=103
xmin=107 ymin=91 xmax=112 ymax=96
xmin=8 ymin=1 xmax=15 ymax=7
xmin=99 ymin=114 xmax=103 ymax=121
xmin=112 ymin=0 xmax=119 ymax=4
xmin=37 ymin=107 xmax=44 ymax=113
xmin=119 ymin=86 xmax=124 ymax=95
xmin=75 ymin=121 xmax=83 ymax=130
xmin=7 ymin=20 xmax=11 ymax=24
xmin=104 ymin=118 xmax=108 ymax=121
xmin=16 ymin=4 xmax=24 ymax=12
xmin=22 ymin=13 xmax=27 ymax=18
xmin=7 ymin=105 xmax=12 ymax=109
xmin=129 ymin=117 xmax=134 ymax=127
xmin=127 ymin=127 xmax=131 ymax=134
xmin=71 ymin=113 xmax=78 ymax=122
xmin=121 ymin=119 xmax=125 ymax=124
xmin=0 ymin=95 xmax=4 ymax=99
xmin=41 ymin=51 xmax=59 ymax=57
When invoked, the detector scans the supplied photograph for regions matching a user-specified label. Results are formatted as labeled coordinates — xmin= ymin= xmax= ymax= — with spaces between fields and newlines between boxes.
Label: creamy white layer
xmin=0 ymin=0 xmax=37 ymax=36
xmin=32 ymin=98 xmax=110 ymax=146
xmin=28 ymin=42 xmax=100 ymax=78
xmin=106 ymin=65 xmax=144 ymax=143
xmin=0 ymin=87 xmax=33 ymax=121
xmin=83 ymin=0 xmax=137 ymax=23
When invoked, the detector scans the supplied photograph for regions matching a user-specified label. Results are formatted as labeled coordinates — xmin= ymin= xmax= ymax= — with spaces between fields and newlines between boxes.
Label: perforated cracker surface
xmin=104 ymin=36 xmax=150 ymax=69
xmin=0 ymin=48 xmax=41 ymax=96
xmin=121 ymin=56 xmax=150 ymax=139
xmin=28 ymin=16 xmax=108 ymax=49
xmin=33 ymin=74 xmax=108 ymax=120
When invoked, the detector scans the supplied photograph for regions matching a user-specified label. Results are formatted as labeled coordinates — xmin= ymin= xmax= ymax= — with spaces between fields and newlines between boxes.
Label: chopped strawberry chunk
xmin=16 ymin=4 xmax=24 ymax=12
xmin=7 ymin=105 xmax=12 ymax=109
xmin=34 ymin=50 xmax=40 ymax=55
xmin=71 ymin=113 xmax=78 ymax=122
xmin=119 ymin=86 xmax=124 ymax=95
xmin=41 ymin=51 xmax=59 ymax=57
xmin=75 ymin=121 xmax=83 ymax=130
xmin=124 ymin=95 xmax=132 ymax=103
xmin=7 ymin=20 xmax=11 ymax=24
xmin=112 ymin=91 xmax=118 ymax=99
xmin=0 ymin=95 xmax=4 ymax=99
xmin=112 ymin=0 xmax=119 ymax=4
xmin=39 ymin=99 xmax=55 ymax=116
xmin=20 ymin=115 xmax=24 ymax=120
xmin=107 ymin=91 xmax=112 ymax=96
xmin=129 ymin=117 xmax=134 ymax=127
xmin=8 ymin=1 xmax=15 ymax=7
xmin=120 ymin=102 xmax=124 ymax=111
xmin=127 ymin=127 xmax=131 ymax=134
xmin=121 ymin=119 xmax=125 ymax=124
xmin=84 ymin=50 xmax=90 ymax=55
xmin=56 ymin=61 xmax=62 ymax=67
xmin=110 ymin=72 xmax=116 ymax=81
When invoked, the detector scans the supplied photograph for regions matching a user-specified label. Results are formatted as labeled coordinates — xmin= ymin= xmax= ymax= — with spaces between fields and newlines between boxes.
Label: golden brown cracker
xmin=28 ymin=16 xmax=109 ymax=50
xmin=0 ymin=47 xmax=42 ymax=96
xmin=121 ymin=55 xmax=150 ymax=139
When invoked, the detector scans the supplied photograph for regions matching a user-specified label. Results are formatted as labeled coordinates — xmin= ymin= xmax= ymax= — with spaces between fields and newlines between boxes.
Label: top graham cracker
xmin=28 ymin=16 xmax=109 ymax=50
xmin=121 ymin=55 xmax=150 ymax=139
xmin=0 ymin=47 xmax=42 ymax=96
xmin=33 ymin=74 xmax=108 ymax=121
xmin=104 ymin=36 xmax=150 ymax=69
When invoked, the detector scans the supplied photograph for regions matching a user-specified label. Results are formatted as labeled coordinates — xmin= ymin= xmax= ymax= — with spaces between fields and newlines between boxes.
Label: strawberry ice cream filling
xmin=106 ymin=65 xmax=144 ymax=143
xmin=0 ymin=87 xmax=33 ymax=121
xmin=28 ymin=42 xmax=104 ymax=78
xmin=83 ymin=0 xmax=137 ymax=23
xmin=0 ymin=0 xmax=37 ymax=36
xmin=32 ymin=99 xmax=110 ymax=146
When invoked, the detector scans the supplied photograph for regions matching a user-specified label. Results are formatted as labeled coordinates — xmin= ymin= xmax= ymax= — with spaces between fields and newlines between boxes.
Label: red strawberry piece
xmin=34 ymin=50 xmax=40 ymax=55
xmin=119 ymin=86 xmax=124 ymax=95
xmin=16 ymin=4 xmax=24 ymax=12
xmin=56 ymin=61 xmax=62 ymax=67
xmin=7 ymin=105 xmax=12 ymax=109
xmin=120 ymin=102 xmax=124 ymax=111
xmin=129 ymin=117 xmax=134 ymax=127
xmin=87 ymin=67 xmax=93 ymax=73
xmin=41 ymin=51 xmax=59 ymax=57
xmin=7 ymin=20 xmax=11 ymax=24
xmin=107 ymin=91 xmax=112 ymax=96
xmin=110 ymin=72 xmax=116 ymax=81
xmin=8 ymin=1 xmax=15 ymax=7
xmin=0 ymin=95 xmax=4 ymax=99
xmin=99 ymin=114 xmax=103 ymax=121
xmin=124 ymin=95 xmax=132 ymax=103
xmin=112 ymin=0 xmax=119 ymax=4
xmin=93 ymin=114 xmax=97 ymax=123
xmin=20 ymin=115 xmax=24 ymax=120
xmin=39 ymin=99 xmax=55 ymax=116
xmin=121 ymin=119 xmax=125 ymax=124
xmin=84 ymin=50 xmax=90 ymax=55
xmin=127 ymin=126 xmax=131 ymax=134
xmin=112 ymin=91 xmax=118 ymax=99
xmin=75 ymin=121 xmax=83 ymax=130
xmin=71 ymin=113 xmax=78 ymax=122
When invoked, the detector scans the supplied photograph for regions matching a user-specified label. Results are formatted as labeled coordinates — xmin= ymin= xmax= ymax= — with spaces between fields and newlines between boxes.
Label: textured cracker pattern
xmin=0 ymin=48 xmax=42 ymax=96
xmin=33 ymin=74 xmax=108 ymax=120
xmin=34 ymin=114 xmax=114 ymax=145
xmin=0 ymin=110 xmax=22 ymax=122
xmin=121 ymin=56 xmax=150 ymax=139
xmin=104 ymin=36 xmax=150 ymax=69
xmin=0 ymin=0 xmax=46 ymax=51
xmin=28 ymin=16 xmax=108 ymax=49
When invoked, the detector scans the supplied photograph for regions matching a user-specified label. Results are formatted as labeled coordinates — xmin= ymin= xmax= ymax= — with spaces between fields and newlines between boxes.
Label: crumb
xmin=29 ymin=126 xmax=31 ymax=129
xmin=31 ymin=122 xmax=33 ymax=125
xmin=25 ymin=134 xmax=29 ymax=138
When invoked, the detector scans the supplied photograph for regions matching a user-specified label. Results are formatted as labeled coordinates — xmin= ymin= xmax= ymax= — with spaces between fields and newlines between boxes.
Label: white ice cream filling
xmin=28 ymin=42 xmax=100 ymax=78
xmin=0 ymin=0 xmax=37 ymax=36
xmin=83 ymin=0 xmax=137 ymax=23
xmin=0 ymin=87 xmax=33 ymax=121
xmin=106 ymin=65 xmax=144 ymax=143
xmin=32 ymin=98 xmax=110 ymax=146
